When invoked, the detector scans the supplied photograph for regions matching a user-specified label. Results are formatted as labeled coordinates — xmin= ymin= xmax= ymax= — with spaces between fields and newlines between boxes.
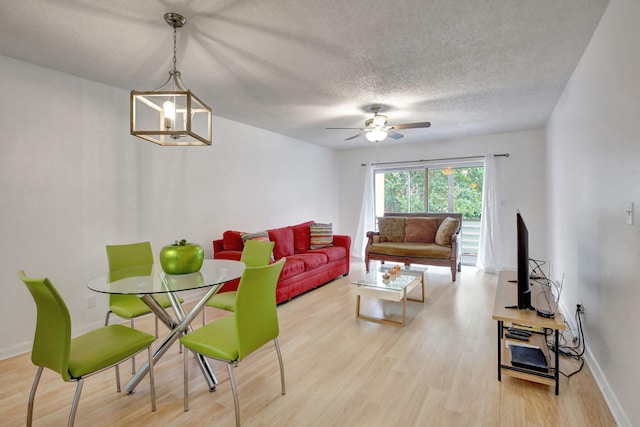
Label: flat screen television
xmin=516 ymin=211 xmax=532 ymax=309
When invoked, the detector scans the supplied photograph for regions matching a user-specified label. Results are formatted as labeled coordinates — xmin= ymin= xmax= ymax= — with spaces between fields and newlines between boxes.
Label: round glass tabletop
xmin=87 ymin=259 xmax=245 ymax=295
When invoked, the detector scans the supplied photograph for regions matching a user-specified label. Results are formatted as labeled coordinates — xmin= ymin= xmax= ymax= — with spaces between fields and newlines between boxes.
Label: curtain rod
xmin=361 ymin=153 xmax=509 ymax=167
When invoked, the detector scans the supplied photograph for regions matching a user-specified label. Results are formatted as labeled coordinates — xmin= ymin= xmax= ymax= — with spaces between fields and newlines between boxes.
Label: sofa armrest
xmin=213 ymin=239 xmax=224 ymax=255
xmin=332 ymin=234 xmax=351 ymax=250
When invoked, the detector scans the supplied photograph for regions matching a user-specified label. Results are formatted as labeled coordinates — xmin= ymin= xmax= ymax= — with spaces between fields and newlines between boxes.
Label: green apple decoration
xmin=160 ymin=239 xmax=204 ymax=274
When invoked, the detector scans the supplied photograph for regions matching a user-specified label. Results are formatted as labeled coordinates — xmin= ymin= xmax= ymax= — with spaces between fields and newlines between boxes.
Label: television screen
xmin=516 ymin=211 xmax=532 ymax=309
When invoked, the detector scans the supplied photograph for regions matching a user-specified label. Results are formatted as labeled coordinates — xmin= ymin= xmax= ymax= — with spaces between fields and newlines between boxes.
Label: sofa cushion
xmin=308 ymin=245 xmax=347 ymax=263
xmin=280 ymin=258 xmax=305 ymax=280
xmin=223 ymin=230 xmax=244 ymax=251
xmin=290 ymin=221 xmax=313 ymax=253
xmin=369 ymin=242 xmax=451 ymax=259
xmin=288 ymin=253 xmax=328 ymax=270
xmin=310 ymin=222 xmax=333 ymax=249
xmin=378 ymin=217 xmax=405 ymax=242
xmin=435 ymin=217 xmax=460 ymax=246
xmin=214 ymin=250 xmax=242 ymax=261
xmin=268 ymin=226 xmax=295 ymax=259
xmin=404 ymin=217 xmax=438 ymax=243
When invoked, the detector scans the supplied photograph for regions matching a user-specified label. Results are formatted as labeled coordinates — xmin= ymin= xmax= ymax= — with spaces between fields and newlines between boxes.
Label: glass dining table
xmin=87 ymin=259 xmax=245 ymax=393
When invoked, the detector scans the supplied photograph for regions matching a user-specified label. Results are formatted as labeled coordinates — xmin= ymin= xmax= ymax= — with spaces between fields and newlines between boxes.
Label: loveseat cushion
xmin=288 ymin=253 xmax=329 ymax=270
xmin=368 ymin=242 xmax=451 ymax=259
xmin=435 ymin=217 xmax=460 ymax=246
xmin=290 ymin=221 xmax=313 ymax=253
xmin=268 ymin=226 xmax=295 ymax=259
xmin=404 ymin=217 xmax=438 ymax=243
xmin=378 ymin=217 xmax=405 ymax=242
xmin=308 ymin=245 xmax=347 ymax=262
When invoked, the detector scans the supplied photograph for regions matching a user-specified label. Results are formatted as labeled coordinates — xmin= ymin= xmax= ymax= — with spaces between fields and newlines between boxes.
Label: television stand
xmin=492 ymin=271 xmax=566 ymax=394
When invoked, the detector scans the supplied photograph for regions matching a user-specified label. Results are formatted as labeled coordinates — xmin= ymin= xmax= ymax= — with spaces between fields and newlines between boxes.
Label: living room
xmin=0 ymin=0 xmax=637 ymax=426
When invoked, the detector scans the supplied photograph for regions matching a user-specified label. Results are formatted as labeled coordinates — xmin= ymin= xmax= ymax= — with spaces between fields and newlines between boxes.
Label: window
xmin=373 ymin=162 xmax=484 ymax=261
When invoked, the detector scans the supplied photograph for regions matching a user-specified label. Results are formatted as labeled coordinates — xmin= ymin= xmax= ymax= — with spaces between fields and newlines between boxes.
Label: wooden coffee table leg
xmin=401 ymin=289 xmax=407 ymax=327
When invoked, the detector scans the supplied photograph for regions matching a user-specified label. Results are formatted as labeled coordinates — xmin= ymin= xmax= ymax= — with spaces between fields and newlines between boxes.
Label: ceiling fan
xmin=326 ymin=105 xmax=431 ymax=142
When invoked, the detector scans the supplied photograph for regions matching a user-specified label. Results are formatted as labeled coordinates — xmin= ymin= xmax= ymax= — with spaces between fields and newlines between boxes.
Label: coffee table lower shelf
xmin=352 ymin=266 xmax=424 ymax=327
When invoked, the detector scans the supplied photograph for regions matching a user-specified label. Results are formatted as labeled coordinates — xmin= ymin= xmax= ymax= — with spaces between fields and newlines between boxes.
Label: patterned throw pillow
xmin=378 ymin=217 xmax=406 ymax=242
xmin=309 ymin=223 xmax=333 ymax=249
xmin=404 ymin=217 xmax=438 ymax=243
xmin=435 ymin=217 xmax=460 ymax=246
xmin=240 ymin=231 xmax=274 ymax=261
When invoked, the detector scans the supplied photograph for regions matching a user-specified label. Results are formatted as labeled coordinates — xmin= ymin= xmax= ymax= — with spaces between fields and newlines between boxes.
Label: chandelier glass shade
xmin=130 ymin=13 xmax=212 ymax=146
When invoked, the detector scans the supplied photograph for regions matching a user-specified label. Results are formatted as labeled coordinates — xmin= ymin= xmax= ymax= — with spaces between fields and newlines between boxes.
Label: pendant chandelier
xmin=130 ymin=13 xmax=212 ymax=146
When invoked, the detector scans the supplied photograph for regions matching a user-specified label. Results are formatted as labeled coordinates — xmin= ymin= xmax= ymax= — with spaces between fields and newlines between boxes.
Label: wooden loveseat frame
xmin=364 ymin=212 xmax=463 ymax=281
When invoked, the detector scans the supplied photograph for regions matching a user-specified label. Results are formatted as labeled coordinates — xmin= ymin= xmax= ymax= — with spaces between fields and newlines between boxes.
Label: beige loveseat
xmin=364 ymin=213 xmax=462 ymax=281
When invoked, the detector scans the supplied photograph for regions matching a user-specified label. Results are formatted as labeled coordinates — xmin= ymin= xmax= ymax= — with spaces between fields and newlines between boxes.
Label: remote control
xmin=505 ymin=332 xmax=530 ymax=341
xmin=508 ymin=328 xmax=532 ymax=337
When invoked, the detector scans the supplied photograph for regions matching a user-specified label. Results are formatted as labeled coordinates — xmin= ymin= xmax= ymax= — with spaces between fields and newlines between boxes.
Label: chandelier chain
xmin=172 ymin=23 xmax=177 ymax=73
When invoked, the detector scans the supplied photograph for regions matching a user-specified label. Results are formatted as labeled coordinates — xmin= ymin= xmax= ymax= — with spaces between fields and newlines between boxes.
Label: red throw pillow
xmin=289 ymin=221 xmax=314 ymax=253
xmin=223 ymin=230 xmax=244 ymax=251
xmin=268 ymin=227 xmax=295 ymax=259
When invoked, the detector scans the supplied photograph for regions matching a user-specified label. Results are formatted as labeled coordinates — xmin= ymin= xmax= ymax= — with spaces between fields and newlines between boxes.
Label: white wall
xmin=337 ymin=128 xmax=548 ymax=269
xmin=0 ymin=55 xmax=340 ymax=358
xmin=547 ymin=0 xmax=638 ymax=425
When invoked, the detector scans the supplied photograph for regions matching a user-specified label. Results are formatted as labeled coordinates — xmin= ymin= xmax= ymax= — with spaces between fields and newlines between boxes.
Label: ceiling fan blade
xmin=345 ymin=132 xmax=364 ymax=141
xmin=326 ymin=127 xmax=366 ymax=130
xmin=390 ymin=121 xmax=431 ymax=130
xmin=387 ymin=131 xmax=404 ymax=140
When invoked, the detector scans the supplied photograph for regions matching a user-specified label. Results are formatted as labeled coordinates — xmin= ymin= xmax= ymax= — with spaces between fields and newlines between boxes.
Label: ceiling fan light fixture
xmin=365 ymin=129 xmax=388 ymax=142
xmin=130 ymin=12 xmax=212 ymax=146
xmin=372 ymin=114 xmax=387 ymax=127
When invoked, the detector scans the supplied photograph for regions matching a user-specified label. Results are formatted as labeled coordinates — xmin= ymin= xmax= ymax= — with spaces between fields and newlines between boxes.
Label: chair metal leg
xmin=155 ymin=316 xmax=159 ymax=338
xmin=27 ymin=366 xmax=43 ymax=427
xmin=183 ymin=349 xmax=189 ymax=412
xmin=148 ymin=346 xmax=156 ymax=412
xmin=130 ymin=318 xmax=136 ymax=374
xmin=274 ymin=338 xmax=286 ymax=395
xmin=115 ymin=363 xmax=121 ymax=392
xmin=68 ymin=379 xmax=84 ymax=427
xmin=227 ymin=363 xmax=240 ymax=427
xmin=104 ymin=310 xmax=112 ymax=326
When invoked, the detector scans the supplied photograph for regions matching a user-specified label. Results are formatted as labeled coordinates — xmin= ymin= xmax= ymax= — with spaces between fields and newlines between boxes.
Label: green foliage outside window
xmin=377 ymin=166 xmax=483 ymax=219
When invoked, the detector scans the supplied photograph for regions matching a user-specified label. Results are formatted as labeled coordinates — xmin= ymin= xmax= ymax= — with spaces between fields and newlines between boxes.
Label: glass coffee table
xmin=351 ymin=262 xmax=425 ymax=327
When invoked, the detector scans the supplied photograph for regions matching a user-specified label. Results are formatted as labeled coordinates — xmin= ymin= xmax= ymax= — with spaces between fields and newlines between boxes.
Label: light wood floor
xmin=1 ymin=263 xmax=617 ymax=426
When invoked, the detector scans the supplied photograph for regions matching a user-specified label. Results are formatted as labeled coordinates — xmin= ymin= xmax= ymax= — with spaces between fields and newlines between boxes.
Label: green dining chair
xmin=202 ymin=239 xmax=275 ymax=325
xmin=18 ymin=271 xmax=156 ymax=427
xmin=105 ymin=241 xmax=183 ymax=373
xmin=181 ymin=258 xmax=286 ymax=427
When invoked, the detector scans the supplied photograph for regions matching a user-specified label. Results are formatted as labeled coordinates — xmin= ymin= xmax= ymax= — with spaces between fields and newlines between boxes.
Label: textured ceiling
xmin=0 ymin=0 xmax=609 ymax=150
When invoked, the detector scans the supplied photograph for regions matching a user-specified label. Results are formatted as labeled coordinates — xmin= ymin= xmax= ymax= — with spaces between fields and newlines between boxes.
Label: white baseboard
xmin=559 ymin=301 xmax=631 ymax=427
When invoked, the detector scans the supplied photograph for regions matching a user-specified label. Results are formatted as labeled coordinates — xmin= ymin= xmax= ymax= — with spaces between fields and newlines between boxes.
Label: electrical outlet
xmin=85 ymin=295 xmax=96 ymax=309
xmin=576 ymin=303 xmax=584 ymax=315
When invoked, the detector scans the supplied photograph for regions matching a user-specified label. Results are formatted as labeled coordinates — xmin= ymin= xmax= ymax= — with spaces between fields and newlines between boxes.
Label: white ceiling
xmin=0 ymin=0 xmax=609 ymax=150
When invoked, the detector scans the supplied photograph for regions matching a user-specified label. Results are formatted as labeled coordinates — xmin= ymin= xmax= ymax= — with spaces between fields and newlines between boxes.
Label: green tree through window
xmin=375 ymin=166 xmax=484 ymax=219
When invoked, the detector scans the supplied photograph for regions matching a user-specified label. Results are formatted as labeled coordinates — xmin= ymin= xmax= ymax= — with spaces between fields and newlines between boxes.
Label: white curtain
xmin=352 ymin=164 xmax=375 ymax=259
xmin=476 ymin=154 xmax=502 ymax=273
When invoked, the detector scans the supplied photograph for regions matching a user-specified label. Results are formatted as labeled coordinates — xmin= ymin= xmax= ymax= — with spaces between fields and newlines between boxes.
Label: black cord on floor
xmin=546 ymin=305 xmax=586 ymax=378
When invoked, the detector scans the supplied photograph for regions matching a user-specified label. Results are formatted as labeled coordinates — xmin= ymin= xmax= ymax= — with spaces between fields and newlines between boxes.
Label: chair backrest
xmin=106 ymin=241 xmax=154 ymax=271
xmin=106 ymin=242 xmax=154 ymax=303
xmin=240 ymin=240 xmax=275 ymax=267
xmin=18 ymin=271 xmax=72 ymax=381
xmin=234 ymin=258 xmax=285 ymax=361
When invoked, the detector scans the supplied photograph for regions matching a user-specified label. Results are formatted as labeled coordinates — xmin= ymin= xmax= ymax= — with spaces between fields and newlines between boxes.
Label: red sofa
xmin=213 ymin=221 xmax=351 ymax=303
